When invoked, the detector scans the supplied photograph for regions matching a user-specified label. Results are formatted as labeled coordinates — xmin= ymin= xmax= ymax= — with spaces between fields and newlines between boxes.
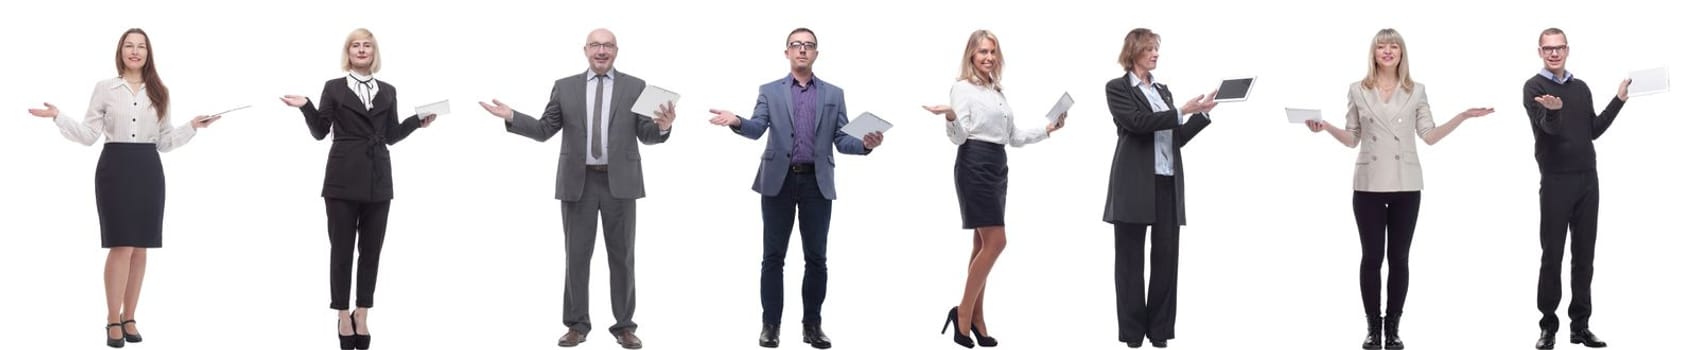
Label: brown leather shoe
xmin=615 ymin=330 xmax=643 ymax=349
xmin=558 ymin=329 xmax=588 ymax=347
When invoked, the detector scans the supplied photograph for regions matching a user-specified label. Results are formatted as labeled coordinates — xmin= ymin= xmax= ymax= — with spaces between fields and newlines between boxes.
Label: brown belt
xmin=587 ymin=164 xmax=609 ymax=172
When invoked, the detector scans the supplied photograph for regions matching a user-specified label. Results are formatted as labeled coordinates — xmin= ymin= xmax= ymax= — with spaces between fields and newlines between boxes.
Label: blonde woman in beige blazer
xmin=1304 ymin=28 xmax=1494 ymax=350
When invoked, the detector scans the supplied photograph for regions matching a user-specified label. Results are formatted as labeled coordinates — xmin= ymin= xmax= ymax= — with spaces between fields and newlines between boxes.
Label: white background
xmin=2 ymin=0 xmax=1690 ymax=349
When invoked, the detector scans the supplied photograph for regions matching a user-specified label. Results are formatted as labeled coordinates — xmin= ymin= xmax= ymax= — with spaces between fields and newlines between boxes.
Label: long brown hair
xmin=114 ymin=28 xmax=169 ymax=119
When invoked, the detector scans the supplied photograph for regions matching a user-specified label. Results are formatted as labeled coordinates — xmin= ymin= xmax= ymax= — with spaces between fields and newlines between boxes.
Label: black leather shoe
xmin=1535 ymin=329 xmax=1556 ymax=349
xmin=1570 ymin=329 xmax=1607 ymax=348
xmin=119 ymin=320 xmax=142 ymax=343
xmin=1151 ymin=339 xmax=1168 ymax=348
xmin=1383 ymin=314 xmax=1404 ymax=350
xmin=1363 ymin=315 xmax=1384 ymax=350
xmin=970 ymin=324 xmax=998 ymax=347
xmin=759 ymin=323 xmax=780 ymax=348
xmin=1124 ymin=339 xmax=1143 ymax=348
xmin=558 ymin=329 xmax=587 ymax=347
xmin=105 ymin=323 xmax=125 ymax=348
xmin=802 ymin=323 xmax=833 ymax=349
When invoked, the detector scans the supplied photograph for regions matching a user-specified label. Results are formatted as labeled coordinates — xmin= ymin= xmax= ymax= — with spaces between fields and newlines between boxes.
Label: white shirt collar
xmin=586 ymin=69 xmax=617 ymax=80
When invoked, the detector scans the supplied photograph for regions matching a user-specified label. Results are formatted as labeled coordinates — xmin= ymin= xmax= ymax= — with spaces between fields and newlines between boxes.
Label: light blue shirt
xmin=1129 ymin=72 xmax=1179 ymax=176
xmin=1539 ymin=68 xmax=1573 ymax=85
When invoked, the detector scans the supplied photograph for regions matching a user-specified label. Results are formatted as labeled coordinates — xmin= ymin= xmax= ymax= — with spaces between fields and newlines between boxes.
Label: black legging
xmin=1352 ymin=191 xmax=1420 ymax=317
xmin=326 ymin=198 xmax=391 ymax=310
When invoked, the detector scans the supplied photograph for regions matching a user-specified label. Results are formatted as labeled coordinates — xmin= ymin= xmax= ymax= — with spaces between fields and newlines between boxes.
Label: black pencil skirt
xmin=94 ymin=142 xmax=166 ymax=248
xmin=954 ymin=139 xmax=1009 ymax=229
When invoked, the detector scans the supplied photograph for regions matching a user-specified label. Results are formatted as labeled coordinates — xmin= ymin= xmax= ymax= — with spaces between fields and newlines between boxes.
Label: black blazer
xmin=298 ymin=77 xmax=422 ymax=202
xmin=1102 ymin=74 xmax=1210 ymax=225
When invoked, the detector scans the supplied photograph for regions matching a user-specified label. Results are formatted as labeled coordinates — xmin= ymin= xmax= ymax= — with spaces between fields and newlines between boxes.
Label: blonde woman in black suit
xmin=280 ymin=28 xmax=435 ymax=350
xmin=26 ymin=28 xmax=222 ymax=348
xmin=1303 ymin=28 xmax=1493 ymax=350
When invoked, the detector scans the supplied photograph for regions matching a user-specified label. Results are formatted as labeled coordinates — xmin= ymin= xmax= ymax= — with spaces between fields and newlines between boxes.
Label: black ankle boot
xmin=1383 ymin=313 xmax=1404 ymax=350
xmin=1362 ymin=315 xmax=1384 ymax=349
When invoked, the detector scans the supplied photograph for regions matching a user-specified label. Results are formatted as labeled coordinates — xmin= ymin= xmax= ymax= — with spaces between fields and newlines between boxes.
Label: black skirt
xmin=954 ymin=139 xmax=1009 ymax=229
xmin=95 ymin=143 xmax=166 ymax=248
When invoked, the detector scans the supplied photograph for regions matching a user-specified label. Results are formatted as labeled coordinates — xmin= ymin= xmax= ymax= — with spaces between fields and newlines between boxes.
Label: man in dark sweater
xmin=1523 ymin=27 xmax=1630 ymax=350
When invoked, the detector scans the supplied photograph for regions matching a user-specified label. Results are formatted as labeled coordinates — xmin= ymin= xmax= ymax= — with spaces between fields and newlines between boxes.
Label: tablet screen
xmin=1215 ymin=77 xmax=1255 ymax=102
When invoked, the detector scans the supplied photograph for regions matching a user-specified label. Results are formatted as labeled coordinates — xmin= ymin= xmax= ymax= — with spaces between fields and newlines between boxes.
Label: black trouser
xmin=1353 ymin=191 xmax=1421 ymax=318
xmin=760 ymin=169 xmax=832 ymax=326
xmin=1115 ymin=175 xmax=1179 ymax=342
xmin=1538 ymin=171 xmax=1599 ymax=331
xmin=326 ymin=198 xmax=391 ymax=310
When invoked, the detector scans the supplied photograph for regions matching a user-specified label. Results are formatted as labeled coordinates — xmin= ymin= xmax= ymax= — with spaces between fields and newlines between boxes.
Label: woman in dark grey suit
xmin=1101 ymin=28 xmax=1216 ymax=349
xmin=280 ymin=28 xmax=435 ymax=350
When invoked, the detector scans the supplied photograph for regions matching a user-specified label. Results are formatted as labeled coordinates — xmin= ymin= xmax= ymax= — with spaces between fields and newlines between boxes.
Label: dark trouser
xmin=560 ymin=170 xmax=639 ymax=334
xmin=760 ymin=169 xmax=832 ymax=326
xmin=1538 ymin=171 xmax=1599 ymax=331
xmin=1114 ymin=175 xmax=1179 ymax=342
xmin=326 ymin=198 xmax=391 ymax=310
xmin=1352 ymin=191 xmax=1421 ymax=318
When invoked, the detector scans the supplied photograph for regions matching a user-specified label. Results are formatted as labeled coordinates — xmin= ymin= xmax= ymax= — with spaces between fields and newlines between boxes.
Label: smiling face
xmin=972 ymin=37 xmax=999 ymax=79
xmin=1375 ymin=41 xmax=1402 ymax=69
xmin=584 ymin=29 xmax=618 ymax=75
xmin=1539 ymin=32 xmax=1568 ymax=72
xmin=119 ymin=32 xmax=148 ymax=73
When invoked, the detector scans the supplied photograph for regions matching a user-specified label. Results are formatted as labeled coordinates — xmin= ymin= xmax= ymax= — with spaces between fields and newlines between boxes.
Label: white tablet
xmin=415 ymin=100 xmax=450 ymax=117
xmin=1213 ymin=76 xmax=1257 ymax=103
xmin=1284 ymin=107 xmax=1321 ymax=123
xmin=841 ymin=112 xmax=892 ymax=139
xmin=631 ymin=85 xmax=680 ymax=118
xmin=1626 ymin=66 xmax=1669 ymax=97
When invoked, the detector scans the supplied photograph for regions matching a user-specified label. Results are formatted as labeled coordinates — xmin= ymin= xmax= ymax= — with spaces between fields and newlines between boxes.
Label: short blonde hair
xmin=1117 ymin=28 xmax=1160 ymax=72
xmin=1361 ymin=28 xmax=1414 ymax=93
xmin=341 ymin=28 xmax=381 ymax=74
xmin=957 ymin=30 xmax=1003 ymax=91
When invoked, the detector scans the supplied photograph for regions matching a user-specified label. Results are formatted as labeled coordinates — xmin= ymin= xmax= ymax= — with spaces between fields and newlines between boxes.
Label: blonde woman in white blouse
xmin=26 ymin=28 xmax=220 ymax=349
xmin=923 ymin=29 xmax=1065 ymax=349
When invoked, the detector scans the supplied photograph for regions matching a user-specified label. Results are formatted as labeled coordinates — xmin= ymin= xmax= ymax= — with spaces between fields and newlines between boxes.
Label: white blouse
xmin=54 ymin=78 xmax=197 ymax=152
xmin=345 ymin=72 xmax=380 ymax=110
xmin=946 ymin=80 xmax=1049 ymax=147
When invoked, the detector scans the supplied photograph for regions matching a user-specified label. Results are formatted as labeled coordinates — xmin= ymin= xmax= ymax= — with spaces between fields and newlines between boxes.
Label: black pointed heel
xmin=940 ymin=307 xmax=974 ymax=348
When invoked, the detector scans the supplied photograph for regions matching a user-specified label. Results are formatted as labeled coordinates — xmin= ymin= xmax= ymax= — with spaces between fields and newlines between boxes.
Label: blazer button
xmin=1395 ymin=155 xmax=1402 ymax=160
xmin=1394 ymin=137 xmax=1400 ymax=141
xmin=1373 ymin=136 xmax=1379 ymax=141
xmin=1372 ymin=155 xmax=1378 ymax=161
xmin=133 ymin=102 xmax=138 ymax=106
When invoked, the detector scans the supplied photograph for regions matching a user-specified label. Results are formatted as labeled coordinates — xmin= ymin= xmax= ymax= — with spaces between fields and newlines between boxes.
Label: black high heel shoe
xmin=970 ymin=324 xmax=998 ymax=347
xmin=105 ymin=323 xmax=126 ymax=348
xmin=338 ymin=312 xmax=356 ymax=350
xmin=352 ymin=310 xmax=371 ymax=350
xmin=939 ymin=307 xmax=974 ymax=348
xmin=120 ymin=319 xmax=143 ymax=343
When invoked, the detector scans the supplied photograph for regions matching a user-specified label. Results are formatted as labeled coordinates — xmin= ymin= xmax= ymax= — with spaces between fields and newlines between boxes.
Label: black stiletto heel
xmin=940 ymin=307 xmax=974 ymax=348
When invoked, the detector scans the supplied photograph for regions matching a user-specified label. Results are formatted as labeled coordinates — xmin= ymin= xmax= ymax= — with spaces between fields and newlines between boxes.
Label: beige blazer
xmin=1346 ymin=81 xmax=1434 ymax=192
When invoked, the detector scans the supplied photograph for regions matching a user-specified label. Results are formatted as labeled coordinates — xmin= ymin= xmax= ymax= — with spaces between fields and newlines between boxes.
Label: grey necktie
xmin=592 ymin=75 xmax=606 ymax=160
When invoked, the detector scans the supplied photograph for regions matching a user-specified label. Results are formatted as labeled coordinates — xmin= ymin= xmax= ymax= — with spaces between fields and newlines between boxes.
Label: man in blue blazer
xmin=709 ymin=27 xmax=884 ymax=350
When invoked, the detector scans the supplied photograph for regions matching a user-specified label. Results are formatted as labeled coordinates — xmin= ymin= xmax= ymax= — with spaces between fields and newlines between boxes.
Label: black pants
xmin=760 ymin=170 xmax=832 ymax=325
xmin=1538 ymin=171 xmax=1599 ymax=331
xmin=1353 ymin=191 xmax=1421 ymax=318
xmin=326 ymin=198 xmax=391 ymax=310
xmin=1114 ymin=175 xmax=1179 ymax=342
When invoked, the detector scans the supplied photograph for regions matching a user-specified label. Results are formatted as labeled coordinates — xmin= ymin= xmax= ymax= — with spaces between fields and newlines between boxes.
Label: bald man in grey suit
xmin=480 ymin=28 xmax=676 ymax=350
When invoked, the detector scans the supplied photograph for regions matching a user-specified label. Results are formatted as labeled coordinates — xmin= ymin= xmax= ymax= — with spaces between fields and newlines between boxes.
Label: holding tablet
xmin=1213 ymin=76 xmax=1256 ymax=102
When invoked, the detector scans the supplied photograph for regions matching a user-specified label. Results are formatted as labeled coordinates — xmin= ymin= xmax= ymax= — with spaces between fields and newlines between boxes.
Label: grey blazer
xmin=727 ymin=76 xmax=870 ymax=200
xmin=1344 ymin=81 xmax=1433 ymax=192
xmin=507 ymin=71 xmax=671 ymax=201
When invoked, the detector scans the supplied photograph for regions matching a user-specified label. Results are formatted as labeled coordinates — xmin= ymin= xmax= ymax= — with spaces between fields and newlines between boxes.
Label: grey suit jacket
xmin=507 ymin=71 xmax=670 ymax=201
xmin=1102 ymin=75 xmax=1211 ymax=225
xmin=727 ymin=76 xmax=871 ymax=200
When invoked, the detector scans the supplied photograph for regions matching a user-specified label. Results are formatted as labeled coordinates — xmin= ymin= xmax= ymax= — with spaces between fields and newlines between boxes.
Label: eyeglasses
xmin=586 ymin=42 xmax=618 ymax=51
xmin=788 ymin=41 xmax=817 ymax=51
xmin=1539 ymin=45 xmax=1568 ymax=54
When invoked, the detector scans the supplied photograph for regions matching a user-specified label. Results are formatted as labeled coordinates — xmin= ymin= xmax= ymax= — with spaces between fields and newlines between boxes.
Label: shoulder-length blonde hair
xmin=956 ymin=30 xmax=1003 ymax=91
xmin=1361 ymin=28 xmax=1414 ymax=92
xmin=341 ymin=28 xmax=382 ymax=74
